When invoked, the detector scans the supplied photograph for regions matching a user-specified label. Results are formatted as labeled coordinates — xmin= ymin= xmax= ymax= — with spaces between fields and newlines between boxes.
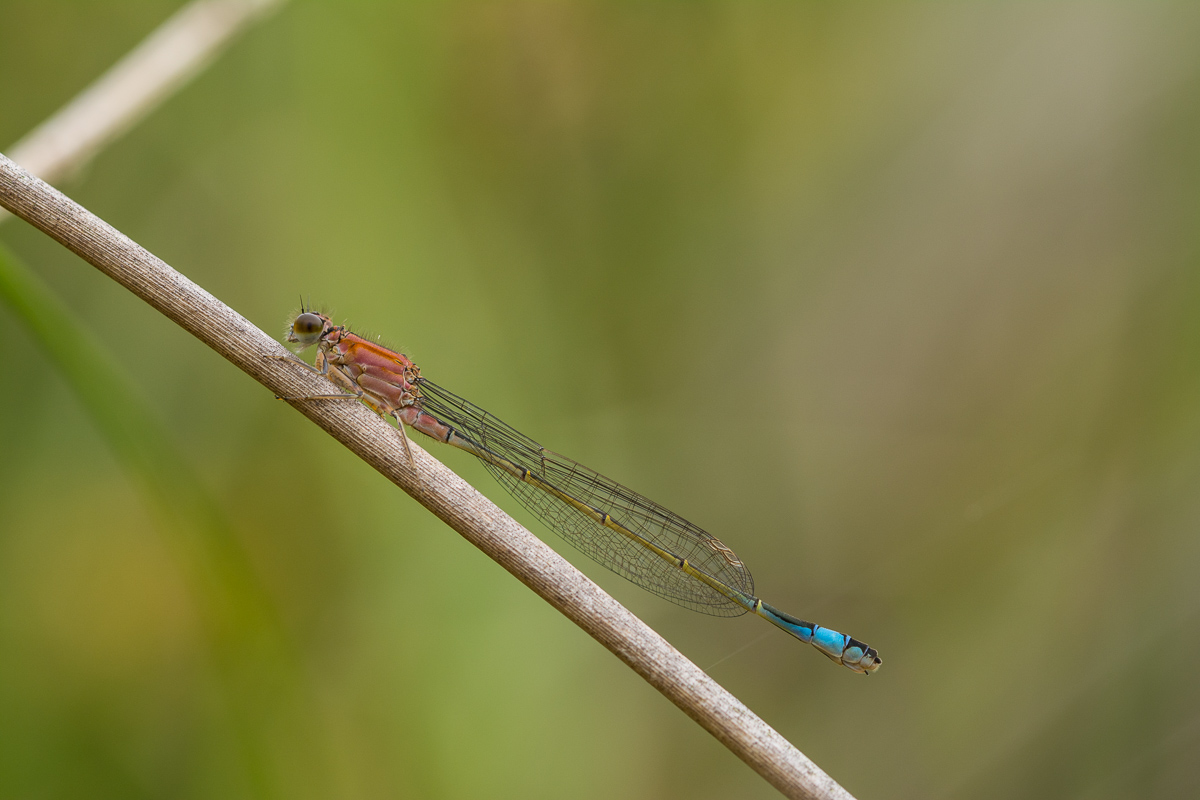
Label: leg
xmin=276 ymin=391 xmax=362 ymax=401
xmin=272 ymin=350 xmax=416 ymax=469
xmin=391 ymin=412 xmax=415 ymax=468
xmin=337 ymin=389 xmax=415 ymax=470
xmin=268 ymin=350 xmax=340 ymax=399
xmin=272 ymin=350 xmax=365 ymax=401
xmin=266 ymin=351 xmax=329 ymax=376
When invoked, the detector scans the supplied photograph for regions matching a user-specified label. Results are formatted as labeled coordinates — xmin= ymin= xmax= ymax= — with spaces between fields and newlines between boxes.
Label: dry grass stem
xmin=1 ymin=0 xmax=286 ymax=224
xmin=0 ymin=153 xmax=857 ymax=800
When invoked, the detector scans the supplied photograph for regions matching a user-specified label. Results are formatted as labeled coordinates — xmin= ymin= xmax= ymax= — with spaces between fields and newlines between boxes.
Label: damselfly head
xmin=285 ymin=310 xmax=330 ymax=350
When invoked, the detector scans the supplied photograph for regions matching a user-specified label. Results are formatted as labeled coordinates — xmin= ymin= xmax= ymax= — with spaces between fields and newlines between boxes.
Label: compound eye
xmin=294 ymin=313 xmax=324 ymax=336
xmin=287 ymin=311 xmax=327 ymax=349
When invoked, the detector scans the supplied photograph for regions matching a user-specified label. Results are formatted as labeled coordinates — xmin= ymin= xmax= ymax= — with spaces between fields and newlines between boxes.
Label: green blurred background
xmin=3 ymin=2 xmax=1200 ymax=798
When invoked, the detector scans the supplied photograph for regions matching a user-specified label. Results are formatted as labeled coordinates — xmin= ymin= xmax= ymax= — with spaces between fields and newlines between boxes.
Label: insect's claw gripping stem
xmin=265 ymin=352 xmax=307 ymax=366
xmin=266 ymin=351 xmax=334 ymax=379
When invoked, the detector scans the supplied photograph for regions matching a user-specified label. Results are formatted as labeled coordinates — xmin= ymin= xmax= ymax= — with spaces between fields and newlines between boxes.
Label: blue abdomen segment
xmin=755 ymin=600 xmax=881 ymax=674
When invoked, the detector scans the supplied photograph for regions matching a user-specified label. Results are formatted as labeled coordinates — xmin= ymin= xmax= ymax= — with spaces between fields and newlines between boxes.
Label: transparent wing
xmin=415 ymin=378 xmax=753 ymax=617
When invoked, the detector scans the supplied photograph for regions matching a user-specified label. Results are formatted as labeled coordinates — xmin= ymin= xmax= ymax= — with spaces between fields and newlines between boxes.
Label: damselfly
xmin=276 ymin=306 xmax=881 ymax=674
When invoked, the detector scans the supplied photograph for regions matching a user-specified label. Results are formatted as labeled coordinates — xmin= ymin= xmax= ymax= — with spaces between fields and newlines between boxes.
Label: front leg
xmin=266 ymin=349 xmax=331 ymax=377
xmin=271 ymin=350 xmax=363 ymax=401
xmin=270 ymin=349 xmax=416 ymax=468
